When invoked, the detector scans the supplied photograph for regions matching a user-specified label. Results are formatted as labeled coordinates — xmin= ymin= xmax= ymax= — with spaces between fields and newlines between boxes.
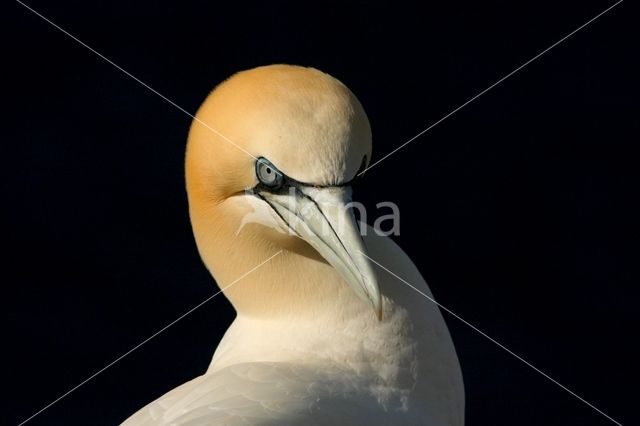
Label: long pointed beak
xmin=258 ymin=185 xmax=382 ymax=319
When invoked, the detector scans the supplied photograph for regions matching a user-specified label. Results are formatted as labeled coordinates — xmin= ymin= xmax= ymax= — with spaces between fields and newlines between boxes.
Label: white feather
xmin=122 ymin=229 xmax=464 ymax=425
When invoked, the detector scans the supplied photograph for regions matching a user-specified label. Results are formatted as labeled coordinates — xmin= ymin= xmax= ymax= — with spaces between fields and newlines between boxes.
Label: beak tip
xmin=375 ymin=300 xmax=383 ymax=321
xmin=368 ymin=287 xmax=383 ymax=321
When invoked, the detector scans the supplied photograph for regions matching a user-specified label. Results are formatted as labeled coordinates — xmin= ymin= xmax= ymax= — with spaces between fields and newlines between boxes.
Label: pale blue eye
xmin=256 ymin=157 xmax=284 ymax=188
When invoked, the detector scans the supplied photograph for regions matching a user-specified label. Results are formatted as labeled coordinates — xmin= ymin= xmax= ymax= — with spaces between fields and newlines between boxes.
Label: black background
xmin=5 ymin=1 xmax=638 ymax=425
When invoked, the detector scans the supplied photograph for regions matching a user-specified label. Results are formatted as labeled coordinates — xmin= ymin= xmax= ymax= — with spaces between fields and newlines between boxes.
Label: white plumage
xmin=122 ymin=65 xmax=464 ymax=425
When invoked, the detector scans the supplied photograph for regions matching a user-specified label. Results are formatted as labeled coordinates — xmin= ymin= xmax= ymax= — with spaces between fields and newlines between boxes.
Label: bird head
xmin=186 ymin=65 xmax=381 ymax=318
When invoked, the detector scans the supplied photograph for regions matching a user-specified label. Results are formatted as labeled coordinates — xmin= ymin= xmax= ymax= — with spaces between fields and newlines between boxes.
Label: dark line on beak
xmin=295 ymin=187 xmax=367 ymax=281
xmin=253 ymin=192 xmax=298 ymax=237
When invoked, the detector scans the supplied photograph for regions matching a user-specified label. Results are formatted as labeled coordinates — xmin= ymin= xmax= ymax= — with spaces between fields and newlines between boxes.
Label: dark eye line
xmin=254 ymin=156 xmax=366 ymax=192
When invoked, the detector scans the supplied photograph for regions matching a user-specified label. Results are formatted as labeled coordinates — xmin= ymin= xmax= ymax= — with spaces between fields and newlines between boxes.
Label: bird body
xmin=123 ymin=65 xmax=464 ymax=425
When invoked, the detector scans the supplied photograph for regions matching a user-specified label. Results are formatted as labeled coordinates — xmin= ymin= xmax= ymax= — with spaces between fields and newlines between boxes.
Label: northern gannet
xmin=122 ymin=65 xmax=464 ymax=425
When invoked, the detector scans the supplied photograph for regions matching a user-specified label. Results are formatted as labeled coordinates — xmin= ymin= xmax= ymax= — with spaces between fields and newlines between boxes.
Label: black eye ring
xmin=255 ymin=157 xmax=284 ymax=189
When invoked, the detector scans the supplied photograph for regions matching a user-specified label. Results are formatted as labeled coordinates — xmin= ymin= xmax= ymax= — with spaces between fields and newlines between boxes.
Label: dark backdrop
xmin=5 ymin=1 xmax=638 ymax=425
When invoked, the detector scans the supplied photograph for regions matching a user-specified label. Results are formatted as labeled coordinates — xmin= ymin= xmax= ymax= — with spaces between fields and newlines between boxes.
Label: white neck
xmin=191 ymin=197 xmax=428 ymax=398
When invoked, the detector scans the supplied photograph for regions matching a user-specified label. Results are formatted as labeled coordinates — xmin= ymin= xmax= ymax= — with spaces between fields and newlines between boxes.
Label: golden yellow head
xmin=186 ymin=65 xmax=371 ymax=200
xmin=186 ymin=65 xmax=381 ymax=318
